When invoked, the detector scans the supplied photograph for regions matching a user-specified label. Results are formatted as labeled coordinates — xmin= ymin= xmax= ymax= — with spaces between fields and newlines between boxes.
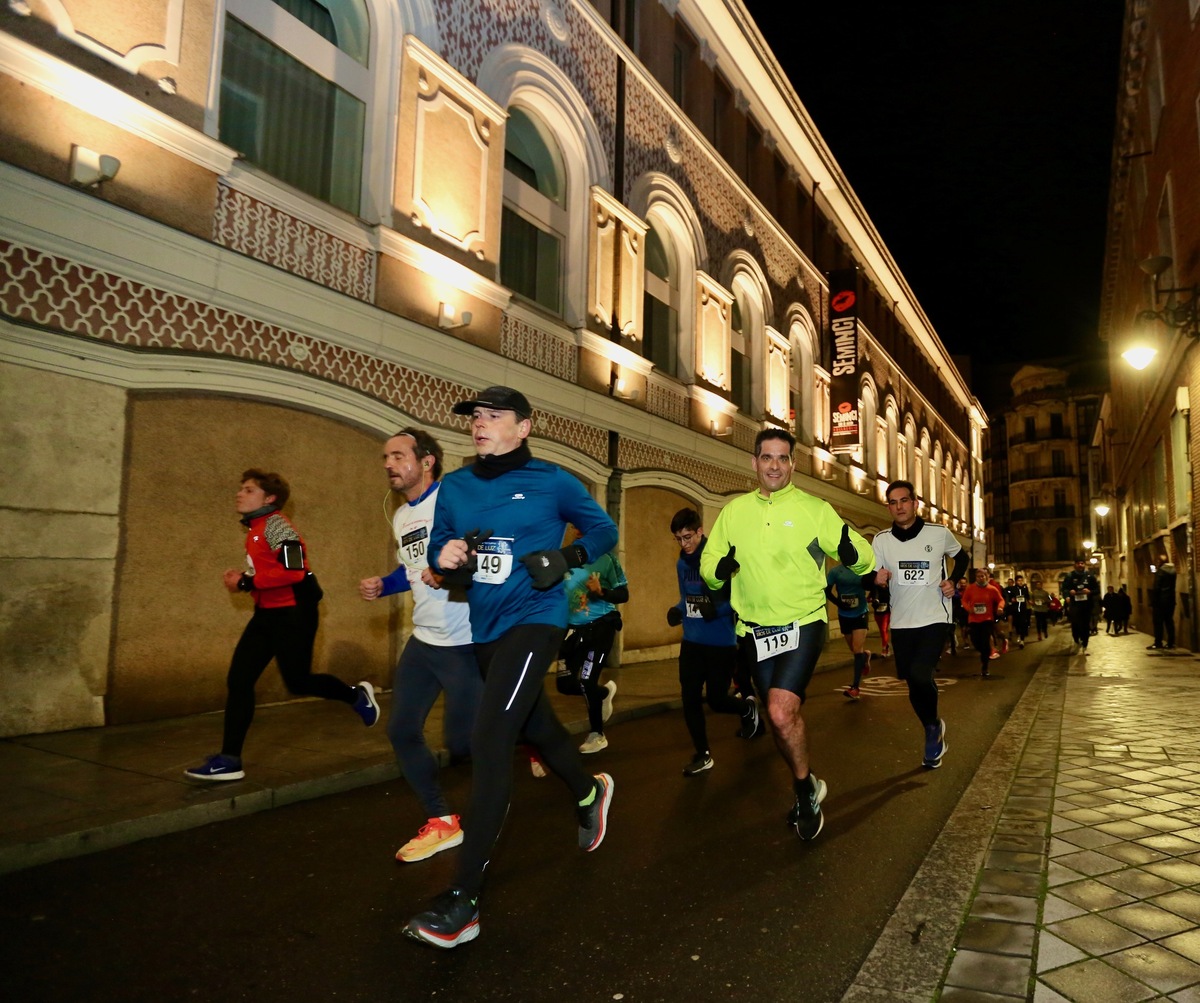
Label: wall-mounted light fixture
xmin=1093 ymin=502 xmax=1111 ymax=517
xmin=608 ymin=365 xmax=639 ymax=401
xmin=438 ymin=302 xmax=472 ymax=330
xmin=69 ymin=145 xmax=120 ymax=189
xmin=1123 ymin=255 xmax=1200 ymax=369
xmin=709 ymin=419 xmax=732 ymax=438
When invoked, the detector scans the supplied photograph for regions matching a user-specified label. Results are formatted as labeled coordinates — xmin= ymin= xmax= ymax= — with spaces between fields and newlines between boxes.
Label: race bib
xmin=973 ymin=603 xmax=987 ymax=615
xmin=752 ymin=622 xmax=799 ymax=661
xmin=840 ymin=596 xmax=860 ymax=609
xmin=898 ymin=560 xmax=930 ymax=583
xmin=685 ymin=594 xmax=713 ymax=619
xmin=400 ymin=526 xmax=428 ymax=566
xmin=473 ymin=537 xmax=514 ymax=584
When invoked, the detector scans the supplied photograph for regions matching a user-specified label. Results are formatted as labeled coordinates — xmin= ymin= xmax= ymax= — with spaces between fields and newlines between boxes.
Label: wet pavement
xmin=4 ymin=627 xmax=1200 ymax=1002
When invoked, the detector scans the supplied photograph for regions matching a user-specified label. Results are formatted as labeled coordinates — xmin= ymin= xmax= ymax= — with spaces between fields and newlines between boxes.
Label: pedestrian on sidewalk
xmin=701 ymin=428 xmax=874 ymax=840
xmin=1101 ymin=584 xmax=1118 ymax=634
xmin=1115 ymin=584 xmax=1132 ymax=634
xmin=667 ymin=507 xmax=760 ymax=778
xmin=826 ymin=562 xmax=872 ymax=700
xmin=557 ymin=527 xmax=626 ymax=754
xmin=186 ymin=470 xmax=379 ymax=782
xmin=872 ymin=480 xmax=967 ymax=769
xmin=358 ymin=429 xmax=482 ymax=863
xmin=403 ymin=386 xmax=617 ymax=950
xmin=961 ymin=568 xmax=1005 ymax=679
xmin=1029 ymin=577 xmax=1051 ymax=640
xmin=1063 ymin=558 xmax=1099 ymax=654
xmin=1148 ymin=552 xmax=1177 ymax=649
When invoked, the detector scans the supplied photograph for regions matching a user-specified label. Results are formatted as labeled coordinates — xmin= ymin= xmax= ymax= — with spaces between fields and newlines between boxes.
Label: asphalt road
xmin=4 ymin=640 xmax=1051 ymax=1003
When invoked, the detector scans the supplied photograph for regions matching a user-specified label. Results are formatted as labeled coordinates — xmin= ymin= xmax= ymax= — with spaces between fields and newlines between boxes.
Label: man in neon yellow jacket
xmin=701 ymin=428 xmax=873 ymax=841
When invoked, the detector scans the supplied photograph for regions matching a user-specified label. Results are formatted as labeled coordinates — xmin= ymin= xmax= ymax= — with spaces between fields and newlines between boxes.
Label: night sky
xmin=739 ymin=2 xmax=1125 ymax=387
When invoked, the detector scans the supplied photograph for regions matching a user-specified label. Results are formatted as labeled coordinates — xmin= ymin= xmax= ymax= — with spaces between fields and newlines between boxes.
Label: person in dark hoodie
xmin=1148 ymin=552 xmax=1178 ymax=649
xmin=667 ymin=508 xmax=761 ymax=776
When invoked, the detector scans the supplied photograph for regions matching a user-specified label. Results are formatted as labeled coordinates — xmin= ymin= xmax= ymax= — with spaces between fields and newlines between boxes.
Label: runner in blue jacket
xmin=404 ymin=386 xmax=617 ymax=950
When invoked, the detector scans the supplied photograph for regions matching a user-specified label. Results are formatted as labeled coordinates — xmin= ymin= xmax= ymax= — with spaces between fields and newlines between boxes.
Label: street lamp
xmin=1093 ymin=503 xmax=1110 ymax=517
xmin=1083 ymin=539 xmax=1095 ymax=551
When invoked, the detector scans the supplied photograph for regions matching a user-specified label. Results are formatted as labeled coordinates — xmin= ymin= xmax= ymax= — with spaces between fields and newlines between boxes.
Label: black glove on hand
xmin=666 ymin=606 xmax=683 ymax=627
xmin=715 ymin=545 xmax=739 ymax=580
xmin=439 ymin=528 xmax=492 ymax=587
xmin=837 ymin=524 xmax=858 ymax=567
xmin=519 ymin=546 xmax=574 ymax=589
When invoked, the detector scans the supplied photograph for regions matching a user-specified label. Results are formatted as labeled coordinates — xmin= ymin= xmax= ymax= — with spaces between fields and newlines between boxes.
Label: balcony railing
xmin=1010 ymin=505 xmax=1076 ymax=521
xmin=1009 ymin=465 xmax=1074 ymax=483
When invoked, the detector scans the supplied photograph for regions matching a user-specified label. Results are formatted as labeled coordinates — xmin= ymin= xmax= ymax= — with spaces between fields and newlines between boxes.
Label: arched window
xmin=725 ymin=259 xmax=769 ymax=417
xmin=788 ymin=313 xmax=817 ymax=444
xmin=1029 ymin=529 xmax=1043 ymax=562
xmin=885 ymin=400 xmax=900 ymax=482
xmin=643 ymin=223 xmax=680 ymax=375
xmin=219 ymin=0 xmax=371 ymax=213
xmin=860 ymin=377 xmax=878 ymax=476
xmin=501 ymin=106 xmax=568 ymax=314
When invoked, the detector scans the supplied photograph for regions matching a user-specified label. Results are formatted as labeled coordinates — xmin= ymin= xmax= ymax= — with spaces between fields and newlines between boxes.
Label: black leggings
xmin=891 ymin=623 xmax=945 ymax=727
xmin=679 ymin=640 xmax=747 ymax=754
xmin=968 ymin=621 xmax=994 ymax=674
xmin=222 ymin=604 xmax=355 ymax=757
xmin=556 ymin=616 xmax=619 ymax=732
xmin=1068 ymin=603 xmax=1091 ymax=645
xmin=455 ymin=623 xmax=596 ymax=897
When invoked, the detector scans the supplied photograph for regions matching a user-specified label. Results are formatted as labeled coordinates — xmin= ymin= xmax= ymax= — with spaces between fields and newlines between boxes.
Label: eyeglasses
xmin=673 ymin=531 xmax=698 ymax=544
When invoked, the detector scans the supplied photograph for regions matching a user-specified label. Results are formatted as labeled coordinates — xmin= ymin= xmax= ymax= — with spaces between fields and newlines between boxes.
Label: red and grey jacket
xmin=237 ymin=509 xmax=322 ymax=609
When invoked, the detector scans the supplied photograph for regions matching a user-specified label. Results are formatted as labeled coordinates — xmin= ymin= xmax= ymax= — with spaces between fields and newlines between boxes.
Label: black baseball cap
xmin=452 ymin=385 xmax=533 ymax=419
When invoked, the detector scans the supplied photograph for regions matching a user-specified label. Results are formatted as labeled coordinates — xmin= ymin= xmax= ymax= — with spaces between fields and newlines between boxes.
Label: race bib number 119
xmin=752 ymin=622 xmax=800 ymax=661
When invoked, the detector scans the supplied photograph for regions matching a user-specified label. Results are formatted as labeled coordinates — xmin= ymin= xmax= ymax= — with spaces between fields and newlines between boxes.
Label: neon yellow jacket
xmin=700 ymin=482 xmax=875 ymax=634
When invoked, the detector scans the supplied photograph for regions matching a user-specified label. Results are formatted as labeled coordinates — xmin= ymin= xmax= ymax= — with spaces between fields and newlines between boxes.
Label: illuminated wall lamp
xmin=69 ymin=145 xmax=120 ymax=189
xmin=438 ymin=302 xmax=472 ymax=330
xmin=709 ymin=419 xmax=732 ymax=438
xmin=1093 ymin=503 xmax=1111 ymax=517
xmin=610 ymin=376 xmax=639 ymax=401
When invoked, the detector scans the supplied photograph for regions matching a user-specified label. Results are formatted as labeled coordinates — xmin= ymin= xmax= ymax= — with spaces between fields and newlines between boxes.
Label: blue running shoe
xmin=184 ymin=753 xmax=244 ymax=782
xmin=404 ymin=888 xmax=480 ymax=949
xmin=923 ymin=719 xmax=947 ymax=769
xmin=353 ymin=681 xmax=380 ymax=727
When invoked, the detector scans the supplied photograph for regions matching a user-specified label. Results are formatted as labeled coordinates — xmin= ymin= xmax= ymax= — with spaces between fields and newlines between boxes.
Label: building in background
xmin=0 ymin=0 xmax=984 ymax=737
xmin=1097 ymin=0 xmax=1199 ymax=650
xmin=982 ymin=361 xmax=1106 ymax=590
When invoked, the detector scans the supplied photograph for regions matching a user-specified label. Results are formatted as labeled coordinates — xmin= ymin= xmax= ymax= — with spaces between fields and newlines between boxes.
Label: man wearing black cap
xmin=404 ymin=386 xmax=619 ymax=949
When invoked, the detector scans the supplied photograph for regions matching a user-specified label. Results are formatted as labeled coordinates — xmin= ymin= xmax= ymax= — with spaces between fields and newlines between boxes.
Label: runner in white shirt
xmin=359 ymin=429 xmax=482 ymax=862
xmin=872 ymin=479 xmax=969 ymax=769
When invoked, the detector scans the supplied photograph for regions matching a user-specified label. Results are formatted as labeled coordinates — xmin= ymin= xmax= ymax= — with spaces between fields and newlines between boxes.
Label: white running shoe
xmin=601 ymin=680 xmax=617 ymax=723
xmin=579 ymin=731 xmax=608 ymax=754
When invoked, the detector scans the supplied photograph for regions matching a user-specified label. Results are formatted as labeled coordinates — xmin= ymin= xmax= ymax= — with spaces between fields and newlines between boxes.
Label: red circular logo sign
xmin=831 ymin=290 xmax=856 ymax=312
xmin=837 ymin=401 xmax=853 ymax=413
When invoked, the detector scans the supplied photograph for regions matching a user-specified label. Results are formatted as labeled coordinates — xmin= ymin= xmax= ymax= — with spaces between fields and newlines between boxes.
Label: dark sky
xmin=739 ymin=2 xmax=1125 ymax=382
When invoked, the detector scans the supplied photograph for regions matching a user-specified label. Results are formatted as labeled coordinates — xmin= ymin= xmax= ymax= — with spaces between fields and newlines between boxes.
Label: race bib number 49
xmin=473 ymin=537 xmax=514 ymax=584
xmin=752 ymin=622 xmax=800 ymax=661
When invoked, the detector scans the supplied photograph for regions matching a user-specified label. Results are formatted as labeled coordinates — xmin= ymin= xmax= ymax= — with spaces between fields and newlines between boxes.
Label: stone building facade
xmin=0 ymin=0 xmax=983 ymax=736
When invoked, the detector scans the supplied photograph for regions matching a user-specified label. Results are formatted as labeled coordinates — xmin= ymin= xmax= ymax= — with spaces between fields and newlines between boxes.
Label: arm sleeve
xmin=250 ymin=514 xmax=308 ymax=589
xmin=428 ymin=480 xmax=457 ymax=574
xmin=379 ymin=566 xmax=410 ymax=597
xmin=819 ymin=504 xmax=874 ymax=575
xmin=561 ymin=474 xmax=618 ymax=564
xmin=700 ymin=507 xmax=733 ymax=589
xmin=949 ymin=550 xmax=969 ymax=581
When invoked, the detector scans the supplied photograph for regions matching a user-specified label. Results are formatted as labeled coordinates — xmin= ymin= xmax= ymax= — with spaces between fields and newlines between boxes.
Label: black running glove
xmin=439 ymin=528 xmax=492 ymax=587
xmin=837 ymin=524 xmax=858 ymax=567
xmin=519 ymin=544 xmax=583 ymax=590
xmin=666 ymin=606 xmax=683 ymax=627
xmin=715 ymin=545 xmax=739 ymax=580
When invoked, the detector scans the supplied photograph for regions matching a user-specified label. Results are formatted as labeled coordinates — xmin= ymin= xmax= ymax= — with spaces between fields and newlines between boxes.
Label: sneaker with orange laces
xmin=396 ymin=815 xmax=464 ymax=863
xmin=843 ymin=686 xmax=861 ymax=701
